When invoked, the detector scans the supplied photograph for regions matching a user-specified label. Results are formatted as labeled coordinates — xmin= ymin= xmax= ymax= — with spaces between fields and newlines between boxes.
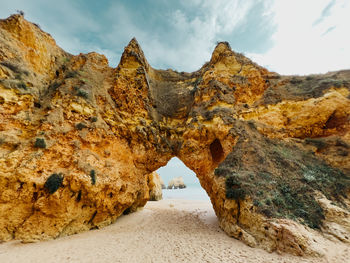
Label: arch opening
xmin=156 ymin=157 xmax=209 ymax=200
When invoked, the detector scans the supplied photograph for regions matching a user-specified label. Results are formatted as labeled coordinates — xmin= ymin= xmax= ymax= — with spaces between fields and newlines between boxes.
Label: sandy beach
xmin=0 ymin=199 xmax=348 ymax=263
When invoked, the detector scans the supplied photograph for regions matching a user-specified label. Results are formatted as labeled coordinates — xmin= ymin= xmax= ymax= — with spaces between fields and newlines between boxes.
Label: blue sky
xmin=1 ymin=0 xmax=350 ymax=186
xmin=157 ymin=157 xmax=199 ymax=187
xmin=1 ymin=0 xmax=349 ymax=75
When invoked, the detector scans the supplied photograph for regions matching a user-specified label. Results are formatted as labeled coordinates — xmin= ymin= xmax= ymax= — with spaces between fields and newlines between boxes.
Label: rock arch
xmin=0 ymin=15 xmax=350 ymax=256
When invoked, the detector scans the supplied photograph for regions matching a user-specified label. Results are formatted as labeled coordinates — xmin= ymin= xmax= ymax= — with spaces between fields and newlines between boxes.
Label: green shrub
xmin=305 ymin=138 xmax=327 ymax=150
xmin=66 ymin=71 xmax=77 ymax=78
xmin=272 ymin=195 xmax=284 ymax=206
xmin=16 ymin=10 xmax=25 ymax=16
xmin=90 ymin=116 xmax=98 ymax=122
xmin=253 ymin=199 xmax=262 ymax=207
xmin=258 ymin=172 xmax=272 ymax=180
xmin=123 ymin=207 xmax=131 ymax=215
xmin=275 ymin=183 xmax=325 ymax=229
xmin=290 ymin=77 xmax=302 ymax=84
xmin=247 ymin=120 xmax=256 ymax=129
xmin=226 ymin=176 xmax=240 ymax=188
xmin=34 ymin=138 xmax=46 ymax=148
xmin=303 ymin=171 xmax=316 ymax=183
xmin=265 ymin=198 xmax=272 ymax=205
xmin=76 ymin=190 xmax=82 ymax=202
xmin=76 ymin=122 xmax=87 ymax=130
xmin=49 ymin=81 xmax=60 ymax=92
xmin=0 ymin=61 xmax=20 ymax=73
xmin=33 ymin=23 xmax=41 ymax=29
xmin=336 ymin=139 xmax=350 ymax=149
xmin=226 ymin=188 xmax=246 ymax=200
xmin=90 ymin=170 xmax=96 ymax=185
xmin=193 ymin=77 xmax=203 ymax=88
xmin=303 ymin=164 xmax=349 ymax=199
xmin=76 ymin=89 xmax=88 ymax=99
xmin=261 ymin=208 xmax=273 ymax=217
xmin=17 ymin=81 xmax=27 ymax=90
xmin=44 ymin=173 xmax=63 ymax=194
xmin=225 ymin=176 xmax=246 ymax=200
xmin=34 ymin=102 xmax=41 ymax=108
xmin=214 ymin=167 xmax=229 ymax=176
xmin=256 ymin=190 xmax=263 ymax=196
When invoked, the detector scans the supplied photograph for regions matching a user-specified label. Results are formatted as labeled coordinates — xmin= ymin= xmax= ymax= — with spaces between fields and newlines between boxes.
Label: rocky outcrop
xmin=0 ymin=14 xmax=350 ymax=256
xmin=167 ymin=176 xmax=186 ymax=189
xmin=160 ymin=177 xmax=166 ymax=189
xmin=147 ymin=172 xmax=163 ymax=201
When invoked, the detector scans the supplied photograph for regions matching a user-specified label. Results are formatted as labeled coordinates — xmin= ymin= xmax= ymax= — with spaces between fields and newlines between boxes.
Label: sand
xmin=0 ymin=199 xmax=348 ymax=263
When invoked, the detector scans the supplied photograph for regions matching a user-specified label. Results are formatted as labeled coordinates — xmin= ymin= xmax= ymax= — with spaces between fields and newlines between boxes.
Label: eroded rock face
xmin=0 ymin=15 xmax=349 ymax=255
xmin=147 ymin=172 xmax=162 ymax=201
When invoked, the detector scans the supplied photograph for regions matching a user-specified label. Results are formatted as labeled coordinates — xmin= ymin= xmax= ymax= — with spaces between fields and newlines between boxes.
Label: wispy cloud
xmin=103 ymin=0 xmax=274 ymax=71
xmin=248 ymin=0 xmax=350 ymax=75
xmin=0 ymin=0 xmax=348 ymax=75
xmin=0 ymin=0 xmax=275 ymax=70
xmin=0 ymin=0 xmax=102 ymax=55
xmin=321 ymin=26 xmax=336 ymax=36
xmin=313 ymin=0 xmax=336 ymax=26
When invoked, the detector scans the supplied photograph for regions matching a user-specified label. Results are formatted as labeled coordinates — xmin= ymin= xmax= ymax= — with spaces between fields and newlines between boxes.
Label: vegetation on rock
xmin=90 ymin=170 xmax=96 ymax=185
xmin=34 ymin=138 xmax=46 ymax=149
xmin=44 ymin=173 xmax=63 ymax=194
xmin=216 ymin=125 xmax=350 ymax=229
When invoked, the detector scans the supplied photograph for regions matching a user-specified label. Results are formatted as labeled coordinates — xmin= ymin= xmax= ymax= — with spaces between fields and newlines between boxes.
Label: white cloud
xmin=248 ymin=0 xmax=350 ymax=75
xmin=2 ymin=0 xmax=346 ymax=75
xmin=101 ymin=0 xmax=264 ymax=71
xmin=0 ymin=0 xmax=101 ymax=57
xmin=139 ymin=0 xmax=258 ymax=72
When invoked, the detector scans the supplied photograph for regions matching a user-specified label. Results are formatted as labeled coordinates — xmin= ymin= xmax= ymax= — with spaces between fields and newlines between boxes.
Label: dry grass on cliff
xmin=215 ymin=123 xmax=350 ymax=229
xmin=260 ymin=74 xmax=350 ymax=105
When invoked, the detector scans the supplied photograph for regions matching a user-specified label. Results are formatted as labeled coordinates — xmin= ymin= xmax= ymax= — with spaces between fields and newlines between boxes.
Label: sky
xmin=1 ymin=0 xmax=349 ymax=187
xmin=157 ymin=157 xmax=199 ymax=187
xmin=1 ymin=0 xmax=349 ymax=75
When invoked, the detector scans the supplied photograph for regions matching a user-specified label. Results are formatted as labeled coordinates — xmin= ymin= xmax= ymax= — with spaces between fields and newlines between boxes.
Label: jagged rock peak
xmin=209 ymin=41 xmax=233 ymax=63
xmin=1 ymin=14 xmax=51 ymax=39
xmin=208 ymin=41 xmax=253 ymax=67
xmin=214 ymin=41 xmax=232 ymax=53
xmin=0 ymin=14 xmax=65 ymax=74
xmin=118 ymin=37 xmax=150 ymax=70
xmin=0 ymin=13 xmax=24 ymax=25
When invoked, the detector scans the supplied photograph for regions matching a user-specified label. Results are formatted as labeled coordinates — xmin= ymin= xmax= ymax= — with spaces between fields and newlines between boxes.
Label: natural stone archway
xmin=1 ymin=15 xmax=350 ymax=256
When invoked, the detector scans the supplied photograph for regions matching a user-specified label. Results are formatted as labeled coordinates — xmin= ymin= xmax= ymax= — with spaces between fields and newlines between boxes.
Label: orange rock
xmin=0 ymin=14 xmax=349 ymax=256
xmin=147 ymin=172 xmax=163 ymax=201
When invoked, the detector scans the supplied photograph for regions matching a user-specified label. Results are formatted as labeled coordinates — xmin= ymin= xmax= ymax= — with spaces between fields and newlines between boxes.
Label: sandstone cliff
xmin=147 ymin=172 xmax=163 ymax=201
xmin=167 ymin=176 xmax=186 ymax=189
xmin=0 ymin=14 xmax=349 ymax=255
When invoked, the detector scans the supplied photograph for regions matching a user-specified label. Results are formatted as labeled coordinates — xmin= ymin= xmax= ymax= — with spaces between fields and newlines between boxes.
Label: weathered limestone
xmin=167 ymin=177 xmax=186 ymax=189
xmin=147 ymin=172 xmax=163 ymax=201
xmin=0 ymin=14 xmax=349 ymax=255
